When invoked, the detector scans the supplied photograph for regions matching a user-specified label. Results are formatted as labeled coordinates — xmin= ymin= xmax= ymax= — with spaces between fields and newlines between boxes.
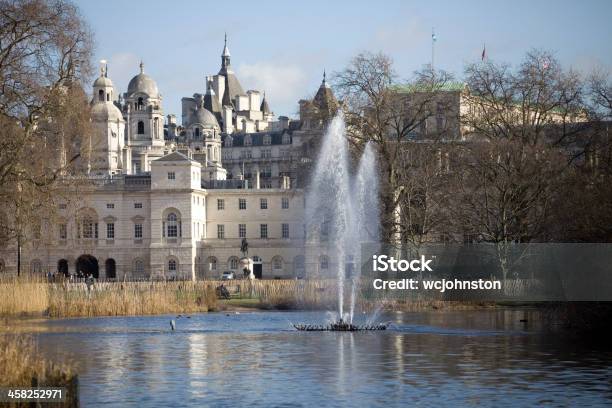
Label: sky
xmin=79 ymin=0 xmax=612 ymax=121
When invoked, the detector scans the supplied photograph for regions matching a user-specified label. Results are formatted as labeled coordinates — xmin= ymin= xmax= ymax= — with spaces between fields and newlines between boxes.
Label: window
xmin=225 ymin=136 xmax=233 ymax=147
xmin=194 ymin=127 xmax=200 ymax=138
xmin=282 ymin=223 xmax=289 ymax=239
xmin=59 ymin=223 xmax=67 ymax=240
xmin=134 ymin=259 xmax=144 ymax=276
xmin=98 ymin=89 xmax=104 ymax=102
xmin=31 ymin=260 xmax=42 ymax=274
xmin=239 ymin=224 xmax=246 ymax=238
xmin=320 ymin=256 xmax=329 ymax=270
xmin=217 ymin=224 xmax=225 ymax=239
xmin=106 ymin=223 xmax=115 ymax=239
xmin=137 ymin=121 xmax=145 ymax=134
xmin=106 ymin=203 xmax=114 ymax=209
xmin=260 ymin=198 xmax=268 ymax=209
xmin=134 ymin=202 xmax=143 ymax=209
xmin=282 ymin=197 xmax=289 ymax=209
xmin=80 ymin=219 xmax=98 ymax=239
xmin=166 ymin=213 xmax=179 ymax=237
xmin=167 ymin=172 xmax=175 ymax=180
xmin=246 ymin=150 xmax=252 ymax=159
xmin=168 ymin=259 xmax=177 ymax=273
xmin=272 ymin=256 xmax=283 ymax=270
xmin=244 ymin=135 xmax=252 ymax=146
xmin=263 ymin=135 xmax=271 ymax=145
xmin=209 ymin=257 xmax=217 ymax=271
xmin=217 ymin=199 xmax=225 ymax=210
xmin=262 ymin=166 xmax=272 ymax=178
xmin=282 ymin=134 xmax=290 ymax=144
xmin=229 ymin=257 xmax=239 ymax=270
xmin=262 ymin=149 xmax=271 ymax=158
xmin=260 ymin=224 xmax=268 ymax=239
xmin=238 ymin=198 xmax=246 ymax=210
xmin=134 ymin=223 xmax=142 ymax=239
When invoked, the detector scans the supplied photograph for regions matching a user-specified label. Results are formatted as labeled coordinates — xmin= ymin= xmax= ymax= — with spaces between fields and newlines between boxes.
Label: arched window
xmin=153 ymin=118 xmax=159 ymax=139
xmin=263 ymin=135 xmax=271 ymax=145
xmin=31 ymin=259 xmax=42 ymax=274
xmin=166 ymin=213 xmax=178 ymax=237
xmin=228 ymin=256 xmax=239 ymax=270
xmin=320 ymin=255 xmax=329 ymax=270
xmin=244 ymin=135 xmax=252 ymax=146
xmin=133 ymin=259 xmax=144 ymax=276
xmin=194 ymin=127 xmax=200 ymax=138
xmin=225 ymin=136 xmax=233 ymax=147
xmin=168 ymin=259 xmax=177 ymax=276
xmin=137 ymin=121 xmax=144 ymax=134
xmin=137 ymin=97 xmax=144 ymax=110
xmin=272 ymin=256 xmax=283 ymax=270
xmin=98 ymin=89 xmax=104 ymax=102
xmin=207 ymin=256 xmax=217 ymax=271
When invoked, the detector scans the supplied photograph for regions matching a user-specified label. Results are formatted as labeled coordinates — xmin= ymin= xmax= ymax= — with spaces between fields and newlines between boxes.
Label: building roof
xmin=391 ymin=82 xmax=466 ymax=93
xmin=91 ymin=102 xmax=124 ymax=122
xmin=221 ymin=131 xmax=291 ymax=147
xmin=93 ymin=75 xmax=113 ymax=88
xmin=191 ymin=106 xmax=220 ymax=128
xmin=260 ymin=94 xmax=270 ymax=114
xmin=155 ymin=151 xmax=195 ymax=162
xmin=127 ymin=62 xmax=159 ymax=98
xmin=312 ymin=72 xmax=338 ymax=112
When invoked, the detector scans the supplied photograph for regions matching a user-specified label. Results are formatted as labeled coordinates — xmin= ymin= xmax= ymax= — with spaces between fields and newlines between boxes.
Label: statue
xmin=240 ymin=238 xmax=249 ymax=257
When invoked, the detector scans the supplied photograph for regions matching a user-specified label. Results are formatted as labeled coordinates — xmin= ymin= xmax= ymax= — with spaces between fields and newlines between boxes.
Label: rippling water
xmin=20 ymin=310 xmax=612 ymax=407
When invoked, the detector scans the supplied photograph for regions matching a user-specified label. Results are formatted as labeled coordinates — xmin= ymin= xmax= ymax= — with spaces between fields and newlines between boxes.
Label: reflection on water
xmin=13 ymin=310 xmax=612 ymax=407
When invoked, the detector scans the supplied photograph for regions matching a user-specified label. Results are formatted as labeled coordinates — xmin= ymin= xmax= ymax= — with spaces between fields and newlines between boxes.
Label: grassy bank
xmin=0 ymin=332 xmax=78 ymax=407
xmin=0 ymin=277 xmax=217 ymax=318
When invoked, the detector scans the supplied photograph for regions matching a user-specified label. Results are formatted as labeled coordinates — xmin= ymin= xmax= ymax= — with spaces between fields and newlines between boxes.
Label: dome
xmin=191 ymin=107 xmax=219 ymax=128
xmin=91 ymin=102 xmax=124 ymax=122
xmin=127 ymin=73 xmax=159 ymax=97
xmin=93 ymin=75 xmax=113 ymax=88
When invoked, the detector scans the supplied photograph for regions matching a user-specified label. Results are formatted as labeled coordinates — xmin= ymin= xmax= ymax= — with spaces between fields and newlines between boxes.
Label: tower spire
xmin=139 ymin=60 xmax=144 ymax=74
xmin=321 ymin=69 xmax=329 ymax=88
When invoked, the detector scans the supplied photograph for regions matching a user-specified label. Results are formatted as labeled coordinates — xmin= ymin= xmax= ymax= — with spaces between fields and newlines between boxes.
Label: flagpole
xmin=431 ymin=27 xmax=435 ymax=73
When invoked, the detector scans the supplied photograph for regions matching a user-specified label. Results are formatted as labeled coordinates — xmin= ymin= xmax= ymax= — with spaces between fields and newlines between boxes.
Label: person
xmin=85 ymin=274 xmax=95 ymax=292
xmin=216 ymin=283 xmax=230 ymax=299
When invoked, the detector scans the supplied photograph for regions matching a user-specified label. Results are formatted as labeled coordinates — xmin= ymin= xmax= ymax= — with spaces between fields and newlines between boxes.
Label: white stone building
xmin=0 ymin=36 xmax=342 ymax=280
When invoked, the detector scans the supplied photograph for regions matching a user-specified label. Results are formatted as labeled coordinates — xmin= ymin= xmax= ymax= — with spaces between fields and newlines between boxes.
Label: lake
xmin=18 ymin=309 xmax=612 ymax=407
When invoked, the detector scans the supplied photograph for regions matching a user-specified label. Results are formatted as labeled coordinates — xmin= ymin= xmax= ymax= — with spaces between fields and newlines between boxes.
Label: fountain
xmin=296 ymin=114 xmax=388 ymax=332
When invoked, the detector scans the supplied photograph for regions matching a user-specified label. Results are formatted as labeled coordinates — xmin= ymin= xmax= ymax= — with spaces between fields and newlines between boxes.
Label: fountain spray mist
xmin=305 ymin=114 xmax=352 ymax=319
xmin=306 ymin=114 xmax=380 ymax=323
xmin=349 ymin=142 xmax=380 ymax=322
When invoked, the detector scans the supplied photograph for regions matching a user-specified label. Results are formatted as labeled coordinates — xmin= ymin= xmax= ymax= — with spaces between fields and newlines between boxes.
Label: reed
xmin=0 ymin=331 xmax=78 ymax=407
xmin=0 ymin=276 xmax=217 ymax=318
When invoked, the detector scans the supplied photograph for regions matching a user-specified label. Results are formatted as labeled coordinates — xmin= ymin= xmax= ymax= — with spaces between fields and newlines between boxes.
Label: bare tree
xmin=0 ymin=0 xmax=93 ymax=274
xmin=334 ymin=52 xmax=456 ymax=242
xmin=455 ymin=50 xmax=589 ymax=279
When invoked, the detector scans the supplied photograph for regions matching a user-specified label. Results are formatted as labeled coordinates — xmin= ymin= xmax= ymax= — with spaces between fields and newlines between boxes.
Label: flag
xmin=481 ymin=44 xmax=486 ymax=61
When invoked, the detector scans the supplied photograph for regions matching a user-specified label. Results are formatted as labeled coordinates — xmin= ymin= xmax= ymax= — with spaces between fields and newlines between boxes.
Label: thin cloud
xmin=237 ymin=62 xmax=309 ymax=117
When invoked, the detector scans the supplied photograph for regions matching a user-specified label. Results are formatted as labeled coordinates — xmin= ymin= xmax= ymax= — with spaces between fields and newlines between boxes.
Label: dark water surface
xmin=21 ymin=310 xmax=612 ymax=407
